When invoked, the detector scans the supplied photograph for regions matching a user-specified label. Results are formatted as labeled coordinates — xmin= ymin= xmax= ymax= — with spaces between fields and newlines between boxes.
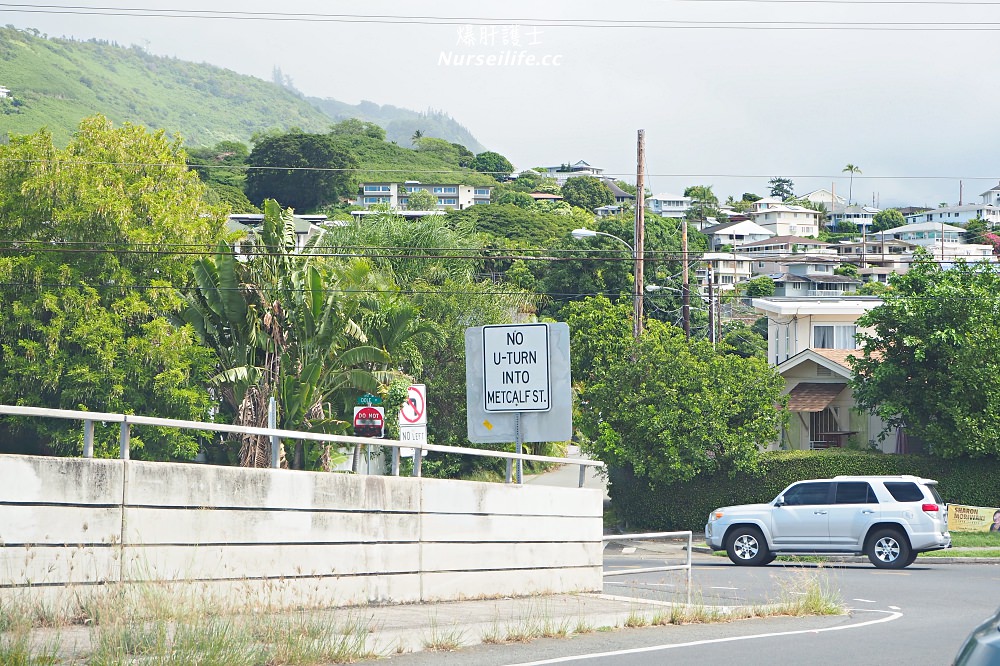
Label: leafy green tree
xmin=406 ymin=188 xmax=438 ymax=210
xmin=329 ymin=118 xmax=386 ymax=141
xmin=470 ymin=151 xmax=514 ymax=180
xmin=576 ymin=315 xmax=785 ymax=483
xmin=851 ymin=251 xmax=1000 ymax=457
xmin=411 ymin=129 xmax=423 ymax=144
xmin=768 ymin=177 xmax=795 ymax=200
xmin=246 ymin=130 xmax=356 ymax=211
xmin=494 ymin=190 xmax=535 ymax=208
xmin=871 ymin=208 xmax=904 ymax=233
xmin=742 ymin=276 xmax=775 ymax=298
xmin=561 ymin=176 xmax=615 ymax=212
xmin=964 ymin=217 xmax=989 ymax=243
xmin=0 ymin=116 xmax=226 ymax=460
xmin=683 ymin=185 xmax=724 ymax=224
xmin=834 ymin=263 xmax=861 ymax=279
xmin=843 ymin=164 xmax=862 ymax=204
xmin=719 ymin=321 xmax=767 ymax=359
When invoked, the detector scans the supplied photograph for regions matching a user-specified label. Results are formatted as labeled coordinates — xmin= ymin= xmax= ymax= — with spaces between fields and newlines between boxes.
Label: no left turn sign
xmin=399 ymin=384 xmax=426 ymax=425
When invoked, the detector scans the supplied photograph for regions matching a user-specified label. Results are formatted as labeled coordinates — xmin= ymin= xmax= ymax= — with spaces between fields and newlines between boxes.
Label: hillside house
xmin=701 ymin=219 xmax=774 ymax=250
xmin=358 ymin=182 xmax=491 ymax=210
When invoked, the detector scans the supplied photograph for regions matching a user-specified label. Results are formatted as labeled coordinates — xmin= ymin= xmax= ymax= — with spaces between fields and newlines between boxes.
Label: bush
xmin=609 ymin=450 xmax=1000 ymax=532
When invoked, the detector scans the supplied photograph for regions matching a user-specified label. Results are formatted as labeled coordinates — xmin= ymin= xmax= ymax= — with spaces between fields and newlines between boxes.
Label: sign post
xmin=397 ymin=384 xmax=427 ymax=461
xmin=481 ymin=324 xmax=552 ymax=483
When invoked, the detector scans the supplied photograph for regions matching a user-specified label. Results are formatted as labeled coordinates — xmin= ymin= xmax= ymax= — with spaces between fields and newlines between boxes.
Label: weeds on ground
xmin=422 ymin=617 xmax=466 ymax=651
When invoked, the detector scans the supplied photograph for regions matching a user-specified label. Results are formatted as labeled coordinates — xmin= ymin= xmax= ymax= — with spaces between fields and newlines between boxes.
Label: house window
xmin=474 ymin=188 xmax=490 ymax=196
xmin=364 ymin=185 xmax=390 ymax=193
xmin=363 ymin=197 xmax=389 ymax=204
xmin=813 ymin=325 xmax=857 ymax=350
xmin=433 ymin=187 xmax=457 ymax=194
xmin=438 ymin=198 xmax=458 ymax=205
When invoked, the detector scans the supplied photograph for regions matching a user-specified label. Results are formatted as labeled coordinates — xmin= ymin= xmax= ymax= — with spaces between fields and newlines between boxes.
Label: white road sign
xmin=482 ymin=324 xmax=551 ymax=412
xmin=398 ymin=424 xmax=427 ymax=457
xmin=398 ymin=384 xmax=427 ymax=426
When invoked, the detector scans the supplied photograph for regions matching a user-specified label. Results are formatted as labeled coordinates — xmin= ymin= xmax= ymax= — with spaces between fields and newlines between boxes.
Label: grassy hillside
xmin=330 ymin=134 xmax=495 ymax=187
xmin=0 ymin=27 xmax=484 ymax=151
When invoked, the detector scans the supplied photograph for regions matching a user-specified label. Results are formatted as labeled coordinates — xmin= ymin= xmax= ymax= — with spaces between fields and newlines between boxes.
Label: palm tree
xmin=411 ymin=129 xmax=423 ymax=145
xmin=843 ymin=164 xmax=862 ymax=205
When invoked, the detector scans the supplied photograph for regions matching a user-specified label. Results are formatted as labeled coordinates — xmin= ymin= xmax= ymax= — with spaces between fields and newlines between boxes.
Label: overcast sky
xmin=6 ymin=1 xmax=1000 ymax=207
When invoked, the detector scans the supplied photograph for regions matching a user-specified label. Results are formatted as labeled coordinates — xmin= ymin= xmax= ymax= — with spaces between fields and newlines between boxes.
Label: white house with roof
xmin=646 ymin=193 xmax=692 ymax=218
xmin=541 ymin=160 xmax=604 ymax=184
xmin=0 ymin=86 xmax=9 ymax=98
xmin=875 ymin=222 xmax=994 ymax=265
xmin=358 ymin=181 xmax=492 ymax=210
xmin=750 ymin=203 xmax=821 ymax=237
xmin=798 ymin=188 xmax=845 ymax=207
xmin=738 ymin=236 xmax=835 ymax=257
xmin=904 ymin=204 xmax=1000 ymax=227
xmin=695 ymin=252 xmax=754 ymax=291
xmin=701 ymin=219 xmax=774 ymax=250
xmin=827 ymin=203 xmax=880 ymax=234
xmin=753 ymin=296 xmax=901 ymax=452
xmin=980 ymin=182 xmax=1000 ymax=207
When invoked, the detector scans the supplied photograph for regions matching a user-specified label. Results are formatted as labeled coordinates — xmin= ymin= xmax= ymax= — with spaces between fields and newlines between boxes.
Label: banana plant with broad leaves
xmin=178 ymin=200 xmax=389 ymax=468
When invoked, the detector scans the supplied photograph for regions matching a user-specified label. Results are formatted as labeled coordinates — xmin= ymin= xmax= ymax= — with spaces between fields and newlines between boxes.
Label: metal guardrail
xmin=0 ymin=405 xmax=604 ymax=487
xmin=603 ymin=531 xmax=694 ymax=604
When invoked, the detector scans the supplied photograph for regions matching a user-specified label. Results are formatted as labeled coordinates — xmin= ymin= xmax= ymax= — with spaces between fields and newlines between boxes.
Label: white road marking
xmin=853 ymin=598 xmax=877 ymax=603
xmin=505 ymin=608 xmax=903 ymax=665
xmin=709 ymin=586 xmax=739 ymax=590
xmin=621 ymin=547 xmax=637 ymax=554
xmin=604 ymin=582 xmax=675 ymax=587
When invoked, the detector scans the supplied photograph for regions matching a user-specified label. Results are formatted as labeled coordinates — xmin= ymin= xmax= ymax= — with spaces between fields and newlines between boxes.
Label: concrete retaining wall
xmin=0 ymin=455 xmax=602 ymax=607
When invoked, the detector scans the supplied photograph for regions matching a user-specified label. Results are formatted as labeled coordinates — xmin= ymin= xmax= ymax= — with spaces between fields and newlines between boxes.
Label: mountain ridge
xmin=0 ymin=26 xmax=485 ymax=151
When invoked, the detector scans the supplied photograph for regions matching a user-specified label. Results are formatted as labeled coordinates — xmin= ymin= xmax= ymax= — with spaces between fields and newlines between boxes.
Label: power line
xmin=5 ymin=5 xmax=1000 ymax=31
xmin=3 ymin=157 xmax=999 ymax=181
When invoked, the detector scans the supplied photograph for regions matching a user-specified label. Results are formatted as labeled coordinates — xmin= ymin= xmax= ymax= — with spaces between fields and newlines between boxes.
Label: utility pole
xmin=682 ymin=215 xmax=690 ymax=340
xmin=707 ymin=264 xmax=715 ymax=347
xmin=634 ymin=130 xmax=645 ymax=344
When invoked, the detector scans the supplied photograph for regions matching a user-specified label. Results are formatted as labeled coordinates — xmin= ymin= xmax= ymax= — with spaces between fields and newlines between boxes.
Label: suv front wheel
xmin=726 ymin=526 xmax=771 ymax=566
xmin=866 ymin=528 xmax=912 ymax=569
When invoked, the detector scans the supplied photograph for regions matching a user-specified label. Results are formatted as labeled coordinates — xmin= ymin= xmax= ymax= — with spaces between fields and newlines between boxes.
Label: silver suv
xmin=704 ymin=475 xmax=951 ymax=569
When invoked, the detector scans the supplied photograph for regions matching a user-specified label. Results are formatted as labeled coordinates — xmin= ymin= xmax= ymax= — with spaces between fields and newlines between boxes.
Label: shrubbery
xmin=608 ymin=450 xmax=1000 ymax=532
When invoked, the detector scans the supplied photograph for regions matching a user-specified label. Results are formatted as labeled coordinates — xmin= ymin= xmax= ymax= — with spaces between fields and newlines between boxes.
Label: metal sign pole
xmin=515 ymin=412 xmax=523 ymax=485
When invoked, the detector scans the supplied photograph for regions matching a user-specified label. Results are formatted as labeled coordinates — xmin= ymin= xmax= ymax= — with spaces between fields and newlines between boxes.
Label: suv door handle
xmin=861 ymin=510 xmax=875 ymax=514
xmin=814 ymin=510 xmax=828 ymax=515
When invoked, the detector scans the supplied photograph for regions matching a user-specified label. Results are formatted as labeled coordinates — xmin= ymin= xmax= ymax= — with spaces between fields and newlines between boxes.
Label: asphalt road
xmin=384 ymin=553 xmax=1000 ymax=666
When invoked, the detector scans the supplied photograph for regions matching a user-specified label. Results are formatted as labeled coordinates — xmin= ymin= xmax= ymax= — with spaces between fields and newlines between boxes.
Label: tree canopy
xmin=567 ymin=299 xmax=786 ymax=483
xmin=0 ymin=115 xmax=226 ymax=460
xmin=246 ymin=130 xmax=357 ymax=211
xmin=768 ymin=177 xmax=795 ymax=200
xmin=851 ymin=252 xmax=1000 ymax=457
xmin=469 ymin=151 xmax=514 ymax=180
xmin=871 ymin=208 xmax=905 ymax=233
xmin=561 ymin=176 xmax=615 ymax=212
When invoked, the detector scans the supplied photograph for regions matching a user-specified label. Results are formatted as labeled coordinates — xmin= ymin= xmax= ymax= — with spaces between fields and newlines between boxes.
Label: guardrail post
xmin=119 ymin=421 xmax=130 ymax=460
xmin=268 ymin=397 xmax=280 ymax=469
xmin=391 ymin=446 xmax=400 ymax=476
xmin=505 ymin=459 xmax=512 ymax=484
xmin=412 ymin=447 xmax=422 ymax=477
xmin=578 ymin=463 xmax=586 ymax=488
xmin=83 ymin=420 xmax=94 ymax=458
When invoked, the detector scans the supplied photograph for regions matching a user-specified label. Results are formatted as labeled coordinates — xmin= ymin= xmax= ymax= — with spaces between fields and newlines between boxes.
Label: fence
xmin=0 ymin=404 xmax=603 ymax=486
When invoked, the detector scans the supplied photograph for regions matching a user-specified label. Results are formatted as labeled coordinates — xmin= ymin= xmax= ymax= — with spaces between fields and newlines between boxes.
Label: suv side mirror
xmin=775 ymin=495 xmax=786 ymax=507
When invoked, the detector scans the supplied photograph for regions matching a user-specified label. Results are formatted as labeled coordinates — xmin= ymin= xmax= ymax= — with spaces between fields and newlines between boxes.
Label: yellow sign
xmin=947 ymin=504 xmax=1000 ymax=532
xmin=483 ymin=420 xmax=494 ymax=431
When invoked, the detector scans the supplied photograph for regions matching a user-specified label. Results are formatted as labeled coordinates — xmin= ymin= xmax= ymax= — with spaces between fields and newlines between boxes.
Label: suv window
xmin=884 ymin=481 xmax=924 ymax=502
xmin=835 ymin=482 xmax=878 ymax=504
xmin=782 ymin=482 xmax=832 ymax=505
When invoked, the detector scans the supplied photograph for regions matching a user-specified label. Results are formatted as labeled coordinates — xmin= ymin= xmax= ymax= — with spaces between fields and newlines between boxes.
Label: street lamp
xmin=571 ymin=228 xmax=642 ymax=343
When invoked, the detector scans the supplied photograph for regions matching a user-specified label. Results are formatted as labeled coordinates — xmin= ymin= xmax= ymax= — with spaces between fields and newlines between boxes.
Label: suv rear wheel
xmin=866 ymin=528 xmax=912 ymax=569
xmin=726 ymin=526 xmax=771 ymax=566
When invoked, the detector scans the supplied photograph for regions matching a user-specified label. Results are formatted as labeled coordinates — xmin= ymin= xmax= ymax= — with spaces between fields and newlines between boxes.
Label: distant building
xmin=602 ymin=178 xmax=635 ymax=205
xmin=227 ymin=213 xmax=329 ymax=254
xmin=827 ymin=203 xmax=880 ymax=234
xmin=0 ymin=86 xmax=10 ymax=98
xmin=749 ymin=202 xmax=821 ymax=237
xmin=701 ymin=219 xmax=775 ymax=250
xmin=646 ymin=193 xmax=692 ymax=219
xmin=357 ymin=181 xmax=492 ymax=210
xmin=541 ymin=160 xmax=604 ymax=184
xmin=903 ymin=203 xmax=1000 ymax=227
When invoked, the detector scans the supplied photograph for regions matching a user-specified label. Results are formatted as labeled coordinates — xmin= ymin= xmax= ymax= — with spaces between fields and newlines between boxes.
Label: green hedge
xmin=608 ymin=450 xmax=1000 ymax=532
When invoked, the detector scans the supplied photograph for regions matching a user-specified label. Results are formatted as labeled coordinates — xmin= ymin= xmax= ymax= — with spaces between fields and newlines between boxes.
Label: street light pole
xmin=571 ymin=228 xmax=638 ymax=344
